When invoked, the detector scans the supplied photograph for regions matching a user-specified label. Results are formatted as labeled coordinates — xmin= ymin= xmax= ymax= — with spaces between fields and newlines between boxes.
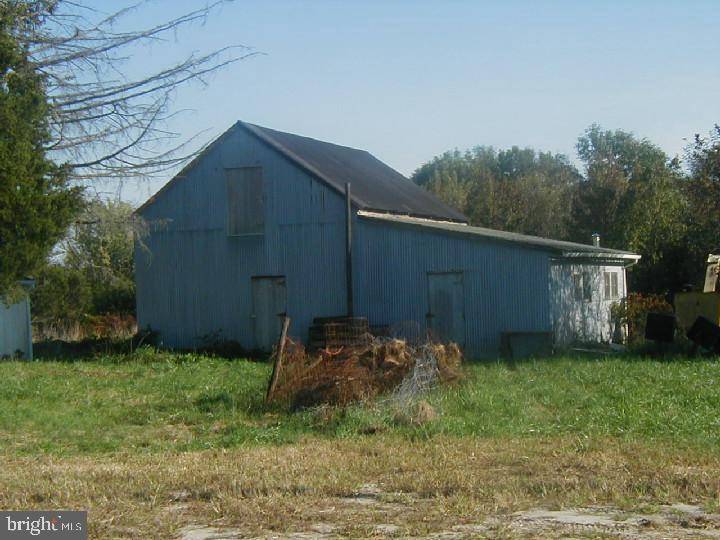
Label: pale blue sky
xmin=94 ymin=0 xmax=720 ymax=204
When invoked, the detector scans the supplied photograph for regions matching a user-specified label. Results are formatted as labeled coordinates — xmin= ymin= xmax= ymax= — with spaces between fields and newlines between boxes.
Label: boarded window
xmin=604 ymin=271 xmax=619 ymax=299
xmin=226 ymin=167 xmax=264 ymax=235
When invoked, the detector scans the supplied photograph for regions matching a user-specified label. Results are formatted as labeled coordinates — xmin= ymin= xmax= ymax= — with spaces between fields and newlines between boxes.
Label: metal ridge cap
xmin=561 ymin=251 xmax=642 ymax=260
xmin=357 ymin=210 xmax=469 ymax=226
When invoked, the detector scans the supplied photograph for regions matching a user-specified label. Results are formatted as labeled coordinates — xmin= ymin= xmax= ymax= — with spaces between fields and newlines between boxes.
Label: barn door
xmin=427 ymin=272 xmax=465 ymax=346
xmin=251 ymin=276 xmax=287 ymax=351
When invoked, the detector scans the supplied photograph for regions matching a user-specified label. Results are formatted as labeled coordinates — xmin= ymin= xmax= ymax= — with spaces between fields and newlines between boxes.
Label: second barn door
xmin=427 ymin=272 xmax=465 ymax=347
xmin=251 ymin=276 xmax=287 ymax=351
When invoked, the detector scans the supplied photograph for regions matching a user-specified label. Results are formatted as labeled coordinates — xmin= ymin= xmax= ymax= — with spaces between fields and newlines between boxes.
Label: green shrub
xmin=611 ymin=292 xmax=673 ymax=344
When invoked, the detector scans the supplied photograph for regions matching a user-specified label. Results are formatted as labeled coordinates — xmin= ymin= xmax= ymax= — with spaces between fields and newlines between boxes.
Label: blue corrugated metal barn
xmin=135 ymin=121 xmax=640 ymax=358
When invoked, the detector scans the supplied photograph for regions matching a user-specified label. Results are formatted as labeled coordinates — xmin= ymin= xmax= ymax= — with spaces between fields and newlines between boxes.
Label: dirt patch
xmin=505 ymin=505 xmax=720 ymax=538
xmin=178 ymin=496 xmax=720 ymax=539
xmin=4 ymin=437 xmax=720 ymax=538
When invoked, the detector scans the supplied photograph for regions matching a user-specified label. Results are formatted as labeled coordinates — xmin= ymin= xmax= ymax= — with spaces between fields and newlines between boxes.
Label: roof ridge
xmin=240 ymin=121 xmax=467 ymax=222
xmin=239 ymin=121 xmax=372 ymax=208
xmin=243 ymin=122 xmax=371 ymax=154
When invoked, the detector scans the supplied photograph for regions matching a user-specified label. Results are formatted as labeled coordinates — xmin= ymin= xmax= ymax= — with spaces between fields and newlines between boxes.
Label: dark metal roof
xmin=240 ymin=122 xmax=468 ymax=223
xmin=358 ymin=211 xmax=641 ymax=260
xmin=138 ymin=121 xmax=468 ymax=221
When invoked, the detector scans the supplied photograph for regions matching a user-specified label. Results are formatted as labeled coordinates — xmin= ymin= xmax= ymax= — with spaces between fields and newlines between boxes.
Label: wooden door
xmin=251 ymin=276 xmax=287 ymax=351
xmin=427 ymin=272 xmax=465 ymax=346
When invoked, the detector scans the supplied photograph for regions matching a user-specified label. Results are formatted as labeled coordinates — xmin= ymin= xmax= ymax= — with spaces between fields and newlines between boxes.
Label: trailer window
xmin=582 ymin=271 xmax=592 ymax=301
xmin=604 ymin=271 xmax=619 ymax=299
xmin=573 ymin=273 xmax=583 ymax=301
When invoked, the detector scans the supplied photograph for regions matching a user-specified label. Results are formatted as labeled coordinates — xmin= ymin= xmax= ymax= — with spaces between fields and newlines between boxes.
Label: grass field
xmin=2 ymin=348 xmax=720 ymax=454
xmin=1 ymin=349 xmax=720 ymax=538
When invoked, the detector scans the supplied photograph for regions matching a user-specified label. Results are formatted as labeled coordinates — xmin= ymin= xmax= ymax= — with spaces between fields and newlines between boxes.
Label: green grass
xmin=1 ymin=348 xmax=719 ymax=455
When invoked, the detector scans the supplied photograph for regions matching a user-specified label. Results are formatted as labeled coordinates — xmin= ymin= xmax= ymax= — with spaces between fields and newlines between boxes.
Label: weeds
xmin=0 ymin=352 xmax=719 ymax=454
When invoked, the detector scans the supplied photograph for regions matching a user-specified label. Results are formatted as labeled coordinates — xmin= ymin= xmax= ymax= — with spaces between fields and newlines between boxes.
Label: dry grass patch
xmin=1 ymin=436 xmax=719 ymax=538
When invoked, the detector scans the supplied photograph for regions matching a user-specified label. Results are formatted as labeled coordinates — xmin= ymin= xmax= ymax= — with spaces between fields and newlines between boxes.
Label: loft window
xmin=226 ymin=167 xmax=264 ymax=236
xmin=604 ymin=271 xmax=619 ymax=300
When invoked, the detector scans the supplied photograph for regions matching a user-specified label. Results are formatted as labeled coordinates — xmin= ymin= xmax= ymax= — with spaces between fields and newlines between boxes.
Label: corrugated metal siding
xmin=353 ymin=218 xmax=553 ymax=358
xmin=549 ymin=261 xmax=627 ymax=345
xmin=135 ymin=127 xmax=348 ymax=349
xmin=136 ymin=125 xmax=630 ymax=356
xmin=0 ymin=297 xmax=32 ymax=359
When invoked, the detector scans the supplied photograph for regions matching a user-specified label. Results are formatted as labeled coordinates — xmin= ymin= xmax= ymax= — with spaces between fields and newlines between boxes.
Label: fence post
xmin=266 ymin=316 xmax=291 ymax=403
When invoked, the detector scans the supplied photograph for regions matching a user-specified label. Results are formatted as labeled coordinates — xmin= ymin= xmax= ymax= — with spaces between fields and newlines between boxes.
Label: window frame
xmin=603 ymin=271 xmax=620 ymax=300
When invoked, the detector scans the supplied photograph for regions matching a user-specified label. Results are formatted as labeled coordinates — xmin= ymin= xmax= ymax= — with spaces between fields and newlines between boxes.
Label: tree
xmin=571 ymin=125 xmax=689 ymax=293
xmin=571 ymin=124 xmax=674 ymax=244
xmin=16 ymin=0 xmax=255 ymax=181
xmin=31 ymin=263 xmax=90 ymax=326
xmin=64 ymin=199 xmax=136 ymax=314
xmin=684 ymin=125 xmax=720 ymax=285
xmin=0 ymin=1 xmax=83 ymax=298
xmin=31 ymin=199 xmax=137 ymax=328
xmin=413 ymin=146 xmax=581 ymax=239
xmin=2 ymin=1 xmax=248 ymax=298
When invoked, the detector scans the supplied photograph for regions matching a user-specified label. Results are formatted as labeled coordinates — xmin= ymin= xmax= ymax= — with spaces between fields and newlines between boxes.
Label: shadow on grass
xmin=32 ymin=338 xmax=136 ymax=361
xmin=193 ymin=388 xmax=285 ymax=417
xmin=194 ymin=391 xmax=237 ymax=412
xmin=32 ymin=335 xmax=271 ymax=363
xmin=465 ymin=339 xmax=708 ymax=367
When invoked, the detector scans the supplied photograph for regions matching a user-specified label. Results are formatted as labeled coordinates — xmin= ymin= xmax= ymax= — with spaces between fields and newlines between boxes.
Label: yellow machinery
xmin=675 ymin=254 xmax=720 ymax=332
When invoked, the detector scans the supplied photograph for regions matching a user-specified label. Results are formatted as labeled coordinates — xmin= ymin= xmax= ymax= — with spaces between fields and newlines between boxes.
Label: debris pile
xmin=266 ymin=335 xmax=462 ymax=409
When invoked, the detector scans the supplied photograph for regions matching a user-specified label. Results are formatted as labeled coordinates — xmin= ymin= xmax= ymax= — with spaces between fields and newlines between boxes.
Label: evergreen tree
xmin=0 ymin=2 xmax=83 ymax=298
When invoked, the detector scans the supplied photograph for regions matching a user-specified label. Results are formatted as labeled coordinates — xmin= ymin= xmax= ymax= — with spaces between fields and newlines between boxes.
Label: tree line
xmin=413 ymin=124 xmax=720 ymax=294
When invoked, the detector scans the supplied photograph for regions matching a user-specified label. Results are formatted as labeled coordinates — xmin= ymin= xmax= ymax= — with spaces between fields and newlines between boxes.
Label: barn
xmin=0 ymin=281 xmax=34 ymax=360
xmin=135 ymin=121 xmax=640 ymax=358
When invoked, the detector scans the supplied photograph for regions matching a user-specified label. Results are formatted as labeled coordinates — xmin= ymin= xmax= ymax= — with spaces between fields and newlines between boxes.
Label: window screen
xmin=226 ymin=167 xmax=264 ymax=235
xmin=612 ymin=272 xmax=619 ymax=298
xmin=604 ymin=272 xmax=611 ymax=299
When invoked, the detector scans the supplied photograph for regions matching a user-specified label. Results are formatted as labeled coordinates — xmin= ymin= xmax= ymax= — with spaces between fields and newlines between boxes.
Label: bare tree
xmin=14 ymin=0 xmax=256 ymax=181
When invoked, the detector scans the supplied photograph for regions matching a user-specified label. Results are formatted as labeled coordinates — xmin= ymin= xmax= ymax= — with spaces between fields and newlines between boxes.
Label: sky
xmin=87 ymin=0 xmax=720 ymax=205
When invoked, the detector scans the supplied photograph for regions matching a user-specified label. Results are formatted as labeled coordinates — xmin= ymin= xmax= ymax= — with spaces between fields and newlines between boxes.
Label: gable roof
xmin=358 ymin=211 xmax=641 ymax=262
xmin=137 ymin=121 xmax=467 ymax=222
